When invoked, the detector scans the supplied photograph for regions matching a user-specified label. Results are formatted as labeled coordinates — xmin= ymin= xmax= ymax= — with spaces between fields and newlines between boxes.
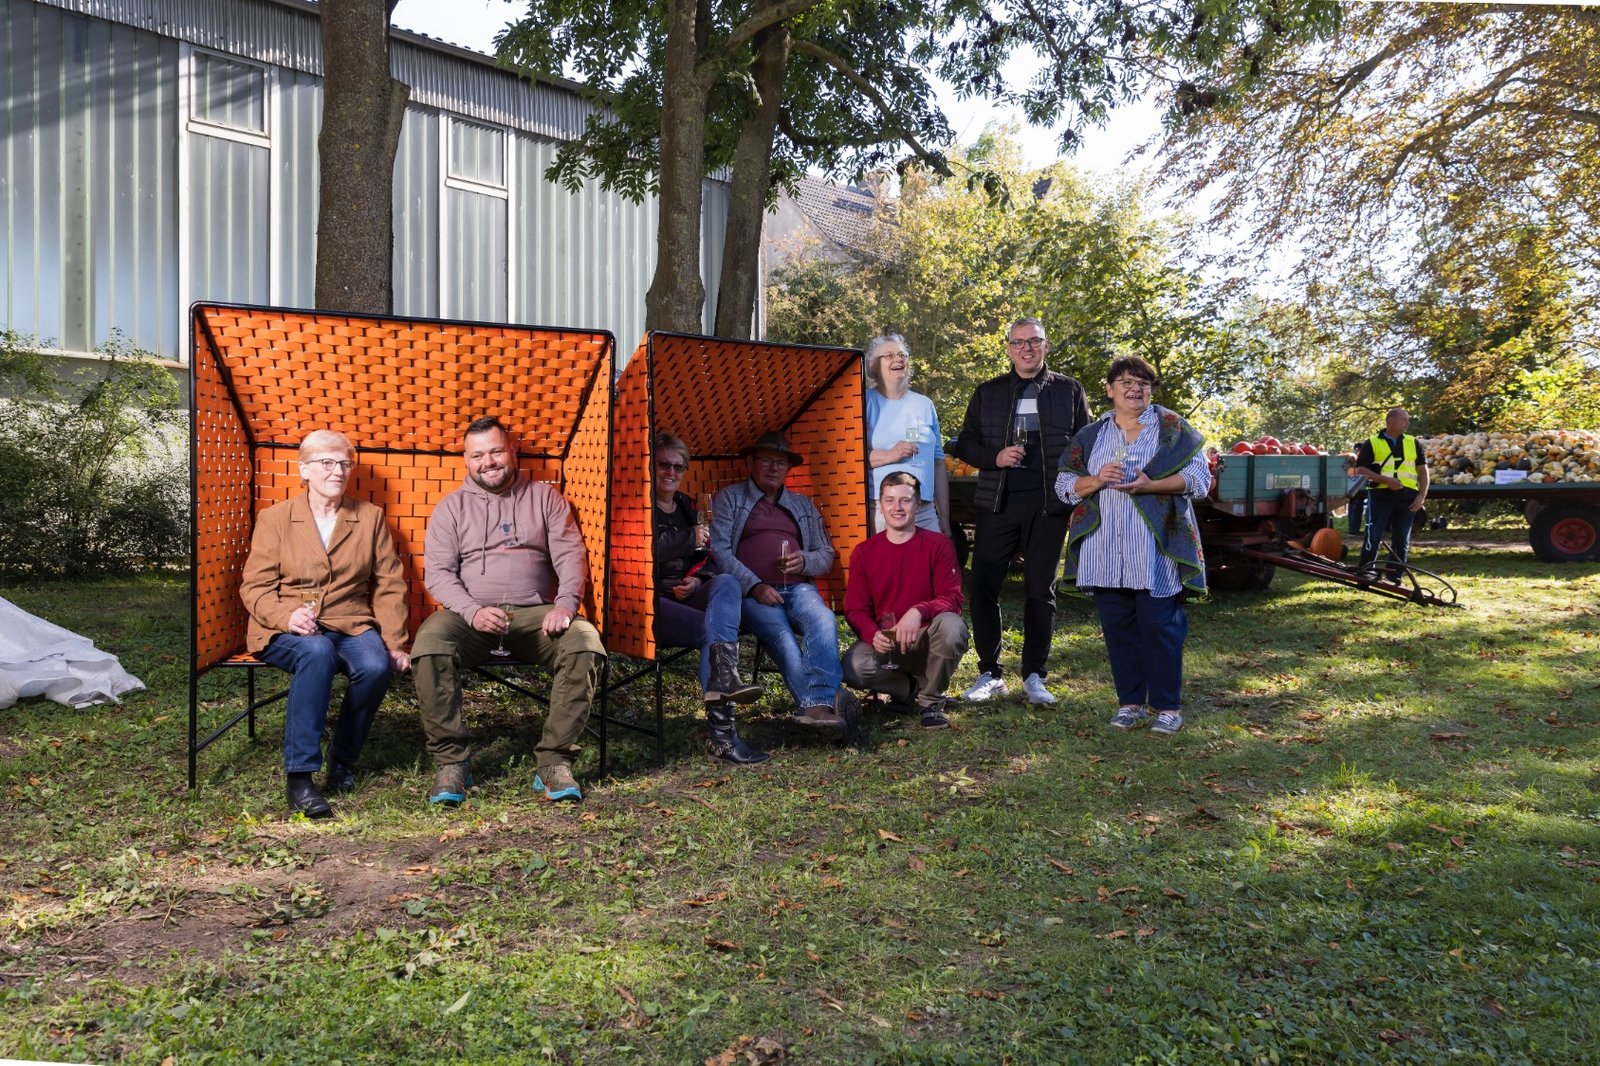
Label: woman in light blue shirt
xmin=1056 ymin=356 xmax=1211 ymax=737
xmin=865 ymin=334 xmax=948 ymax=534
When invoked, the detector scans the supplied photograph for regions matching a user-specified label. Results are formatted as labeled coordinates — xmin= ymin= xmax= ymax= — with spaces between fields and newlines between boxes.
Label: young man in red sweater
xmin=843 ymin=473 xmax=969 ymax=728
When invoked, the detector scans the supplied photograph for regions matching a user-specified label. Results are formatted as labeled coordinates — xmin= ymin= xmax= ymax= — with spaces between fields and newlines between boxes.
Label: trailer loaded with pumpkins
xmin=946 ymin=435 xmax=1458 ymax=605
xmin=1416 ymin=431 xmax=1600 ymax=563
xmin=945 ymin=428 xmax=1597 ymax=601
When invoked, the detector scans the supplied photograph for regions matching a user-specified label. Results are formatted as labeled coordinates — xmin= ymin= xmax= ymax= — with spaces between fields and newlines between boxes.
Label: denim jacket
xmin=709 ymin=478 xmax=836 ymax=596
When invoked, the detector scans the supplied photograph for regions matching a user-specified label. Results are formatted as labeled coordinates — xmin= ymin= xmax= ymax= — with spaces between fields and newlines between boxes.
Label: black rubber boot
xmin=705 ymin=699 xmax=771 ymax=766
xmin=704 ymin=642 xmax=761 ymax=705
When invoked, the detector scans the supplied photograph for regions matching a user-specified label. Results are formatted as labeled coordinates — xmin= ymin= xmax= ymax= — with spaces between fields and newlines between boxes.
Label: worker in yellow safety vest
xmin=1351 ymin=407 xmax=1430 ymax=580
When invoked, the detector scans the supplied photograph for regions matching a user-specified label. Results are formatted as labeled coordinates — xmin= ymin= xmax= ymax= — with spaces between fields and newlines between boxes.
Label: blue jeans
xmin=256 ymin=628 xmax=392 ymax=774
xmin=1091 ymin=589 xmax=1187 ymax=711
xmin=740 ymin=582 xmax=843 ymax=708
xmin=694 ymin=573 xmax=745 ymax=690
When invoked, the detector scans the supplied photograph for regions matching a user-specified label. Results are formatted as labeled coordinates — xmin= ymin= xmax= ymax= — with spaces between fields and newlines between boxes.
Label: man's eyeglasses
xmin=656 ymin=460 xmax=688 ymax=474
xmin=754 ymin=456 xmax=792 ymax=469
xmin=1008 ymin=337 xmax=1046 ymax=351
xmin=303 ymin=458 xmax=354 ymax=473
xmin=1111 ymin=378 xmax=1153 ymax=391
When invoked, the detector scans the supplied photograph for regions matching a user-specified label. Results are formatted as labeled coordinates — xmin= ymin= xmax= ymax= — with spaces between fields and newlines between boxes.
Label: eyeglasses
xmin=1008 ymin=337 xmax=1046 ymax=351
xmin=656 ymin=460 xmax=688 ymax=474
xmin=754 ymin=456 xmax=792 ymax=469
xmin=303 ymin=458 xmax=354 ymax=473
xmin=1111 ymin=378 xmax=1153 ymax=391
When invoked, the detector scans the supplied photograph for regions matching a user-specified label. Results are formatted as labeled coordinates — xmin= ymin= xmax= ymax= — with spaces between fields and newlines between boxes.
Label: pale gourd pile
xmin=1419 ymin=430 xmax=1600 ymax=484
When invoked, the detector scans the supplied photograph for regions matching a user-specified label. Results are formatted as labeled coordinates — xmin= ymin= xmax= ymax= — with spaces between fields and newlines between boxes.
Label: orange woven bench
xmin=188 ymin=303 xmax=615 ymax=789
xmin=187 ymin=310 xmax=869 ymax=789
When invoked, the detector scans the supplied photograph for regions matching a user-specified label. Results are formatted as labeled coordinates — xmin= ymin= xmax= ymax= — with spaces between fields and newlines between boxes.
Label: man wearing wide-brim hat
xmin=701 ymin=430 xmax=856 ymax=762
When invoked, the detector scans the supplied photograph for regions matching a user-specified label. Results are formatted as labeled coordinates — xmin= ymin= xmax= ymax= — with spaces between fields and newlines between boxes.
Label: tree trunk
xmin=314 ymin=0 xmax=410 ymax=315
xmin=645 ymin=0 xmax=714 ymax=332
xmin=712 ymin=23 xmax=791 ymax=339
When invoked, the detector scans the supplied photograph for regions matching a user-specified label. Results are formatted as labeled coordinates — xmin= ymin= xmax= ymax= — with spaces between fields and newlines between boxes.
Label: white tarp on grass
xmin=0 ymin=595 xmax=145 ymax=709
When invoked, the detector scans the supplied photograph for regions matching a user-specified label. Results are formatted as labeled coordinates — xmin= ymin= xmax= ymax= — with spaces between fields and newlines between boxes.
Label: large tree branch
xmin=791 ymin=39 xmax=953 ymax=177
xmin=777 ymin=109 xmax=879 ymax=150
xmin=725 ymin=0 xmax=822 ymax=55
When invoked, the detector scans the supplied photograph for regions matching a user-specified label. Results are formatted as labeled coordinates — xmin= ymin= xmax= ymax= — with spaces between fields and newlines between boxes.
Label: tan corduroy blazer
xmin=239 ymin=493 xmax=410 ymax=655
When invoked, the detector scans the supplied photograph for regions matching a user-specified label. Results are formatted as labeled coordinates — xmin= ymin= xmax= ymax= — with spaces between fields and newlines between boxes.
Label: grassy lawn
xmin=2 ymin=531 xmax=1597 ymax=1064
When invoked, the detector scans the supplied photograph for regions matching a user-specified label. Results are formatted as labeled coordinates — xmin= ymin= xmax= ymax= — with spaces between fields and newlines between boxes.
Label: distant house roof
xmin=790 ymin=176 xmax=882 ymax=261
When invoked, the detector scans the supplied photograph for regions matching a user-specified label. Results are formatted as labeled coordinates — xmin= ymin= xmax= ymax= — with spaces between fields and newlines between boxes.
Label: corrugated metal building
xmin=0 ymin=0 xmax=728 ymax=363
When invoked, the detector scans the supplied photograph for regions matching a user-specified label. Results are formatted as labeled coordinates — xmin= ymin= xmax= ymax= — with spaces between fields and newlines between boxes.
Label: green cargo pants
xmin=412 ymin=604 xmax=604 ymax=771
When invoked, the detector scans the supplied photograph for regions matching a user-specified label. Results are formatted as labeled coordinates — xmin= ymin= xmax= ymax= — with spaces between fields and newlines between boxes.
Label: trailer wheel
xmin=1529 ymin=504 xmax=1600 ymax=562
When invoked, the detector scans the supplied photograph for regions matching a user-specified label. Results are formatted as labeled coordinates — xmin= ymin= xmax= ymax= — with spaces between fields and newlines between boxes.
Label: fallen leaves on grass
xmin=683 ymin=891 xmax=728 ymax=907
xmin=705 ymin=1034 xmax=785 ymax=1065
xmin=704 ymin=936 xmax=742 ymax=952
xmin=1161 ymin=887 xmax=1186 ymax=901
xmin=877 ymin=829 xmax=904 ymax=842
xmin=966 ymin=988 xmax=1005 ymax=1000
xmin=1047 ymin=857 xmax=1073 ymax=874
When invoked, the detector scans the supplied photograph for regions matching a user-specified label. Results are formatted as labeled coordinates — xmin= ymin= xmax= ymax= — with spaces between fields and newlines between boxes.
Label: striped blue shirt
xmin=1054 ymin=407 xmax=1213 ymax=597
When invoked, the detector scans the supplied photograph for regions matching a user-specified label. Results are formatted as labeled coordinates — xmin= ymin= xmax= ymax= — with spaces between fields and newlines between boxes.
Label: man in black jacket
xmin=948 ymin=318 xmax=1093 ymax=705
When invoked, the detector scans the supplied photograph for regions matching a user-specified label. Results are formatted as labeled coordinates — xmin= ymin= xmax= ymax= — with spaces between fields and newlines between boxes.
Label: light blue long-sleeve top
xmin=866 ymin=389 xmax=943 ymax=501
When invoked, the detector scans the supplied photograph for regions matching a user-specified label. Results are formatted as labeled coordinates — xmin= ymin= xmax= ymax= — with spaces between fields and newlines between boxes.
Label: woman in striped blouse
xmin=1055 ymin=357 xmax=1212 ymax=736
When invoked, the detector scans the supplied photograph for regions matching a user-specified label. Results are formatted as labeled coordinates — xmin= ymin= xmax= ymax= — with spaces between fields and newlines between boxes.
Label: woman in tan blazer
xmin=240 ymin=430 xmax=410 ymax=818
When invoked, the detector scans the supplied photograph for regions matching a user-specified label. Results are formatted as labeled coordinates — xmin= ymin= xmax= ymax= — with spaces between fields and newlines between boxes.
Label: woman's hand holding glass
xmin=287 ymin=585 xmax=321 ymax=635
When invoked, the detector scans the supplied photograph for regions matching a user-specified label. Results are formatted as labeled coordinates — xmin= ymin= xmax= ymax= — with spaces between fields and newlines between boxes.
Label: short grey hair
xmin=863 ymin=333 xmax=910 ymax=389
xmin=298 ymin=429 xmax=354 ymax=462
xmin=1008 ymin=317 xmax=1046 ymax=339
xmin=654 ymin=431 xmax=691 ymax=466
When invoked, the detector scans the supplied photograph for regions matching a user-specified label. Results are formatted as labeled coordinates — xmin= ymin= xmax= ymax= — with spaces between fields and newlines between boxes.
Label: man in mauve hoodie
xmin=412 ymin=416 xmax=605 ymax=806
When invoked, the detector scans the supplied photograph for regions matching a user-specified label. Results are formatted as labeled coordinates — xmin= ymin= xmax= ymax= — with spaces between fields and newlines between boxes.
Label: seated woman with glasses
xmin=651 ymin=433 xmax=763 ymax=759
xmin=653 ymin=433 xmax=721 ymax=647
xmin=239 ymin=429 xmax=411 ymax=818
xmin=1055 ymin=357 xmax=1212 ymax=738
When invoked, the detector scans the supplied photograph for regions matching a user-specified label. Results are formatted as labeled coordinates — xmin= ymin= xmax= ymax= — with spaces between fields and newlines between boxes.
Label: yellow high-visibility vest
xmin=1369 ymin=434 xmax=1419 ymax=491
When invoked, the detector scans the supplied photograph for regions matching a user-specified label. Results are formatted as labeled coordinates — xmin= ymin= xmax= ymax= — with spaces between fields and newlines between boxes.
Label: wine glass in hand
xmin=879 ymin=612 xmax=899 ymax=671
xmin=694 ymin=492 xmax=712 ymax=550
xmin=492 ymin=603 xmax=514 ymax=657
xmin=1110 ymin=443 xmax=1131 ymax=484
xmin=298 ymin=586 xmax=321 ymax=631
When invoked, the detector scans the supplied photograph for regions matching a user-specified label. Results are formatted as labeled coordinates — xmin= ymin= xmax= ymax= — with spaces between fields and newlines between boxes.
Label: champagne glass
xmin=1011 ymin=415 xmax=1029 ymax=448
xmin=696 ymin=492 xmax=713 ymax=547
xmin=492 ymin=603 xmax=515 ymax=658
xmin=879 ymin=611 xmax=899 ymax=671
xmin=778 ymin=540 xmax=792 ymax=585
xmin=904 ymin=422 xmax=924 ymax=449
xmin=1111 ymin=443 xmax=1131 ymax=483
xmin=299 ymin=586 xmax=321 ymax=624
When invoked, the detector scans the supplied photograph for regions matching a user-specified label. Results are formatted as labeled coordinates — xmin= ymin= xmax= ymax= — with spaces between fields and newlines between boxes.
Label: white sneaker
xmin=1022 ymin=673 xmax=1057 ymax=705
xmin=962 ymin=672 xmax=1008 ymax=702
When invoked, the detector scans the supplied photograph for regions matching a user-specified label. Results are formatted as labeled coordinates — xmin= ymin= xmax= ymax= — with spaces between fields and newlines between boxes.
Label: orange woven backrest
xmin=608 ymin=331 xmax=867 ymax=660
xmin=190 ymin=304 xmax=614 ymax=675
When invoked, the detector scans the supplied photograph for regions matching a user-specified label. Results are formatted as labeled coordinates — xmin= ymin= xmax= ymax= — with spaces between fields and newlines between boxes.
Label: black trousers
xmin=969 ymin=492 xmax=1068 ymax=678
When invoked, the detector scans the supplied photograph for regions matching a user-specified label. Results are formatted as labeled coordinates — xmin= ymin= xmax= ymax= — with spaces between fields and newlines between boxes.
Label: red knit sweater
xmin=844 ymin=529 xmax=964 ymax=641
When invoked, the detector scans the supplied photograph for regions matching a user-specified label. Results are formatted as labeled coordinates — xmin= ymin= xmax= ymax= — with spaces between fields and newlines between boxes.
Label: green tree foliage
xmin=1159 ymin=3 xmax=1600 ymax=287
xmin=496 ymin=0 xmax=958 ymax=334
xmin=952 ymin=0 xmax=1341 ymax=150
xmin=766 ymin=132 xmax=1247 ymax=430
xmin=0 ymin=334 xmax=188 ymax=577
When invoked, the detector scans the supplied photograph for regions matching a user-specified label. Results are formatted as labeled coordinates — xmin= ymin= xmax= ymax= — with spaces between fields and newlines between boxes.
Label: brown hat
xmin=739 ymin=430 xmax=804 ymax=467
